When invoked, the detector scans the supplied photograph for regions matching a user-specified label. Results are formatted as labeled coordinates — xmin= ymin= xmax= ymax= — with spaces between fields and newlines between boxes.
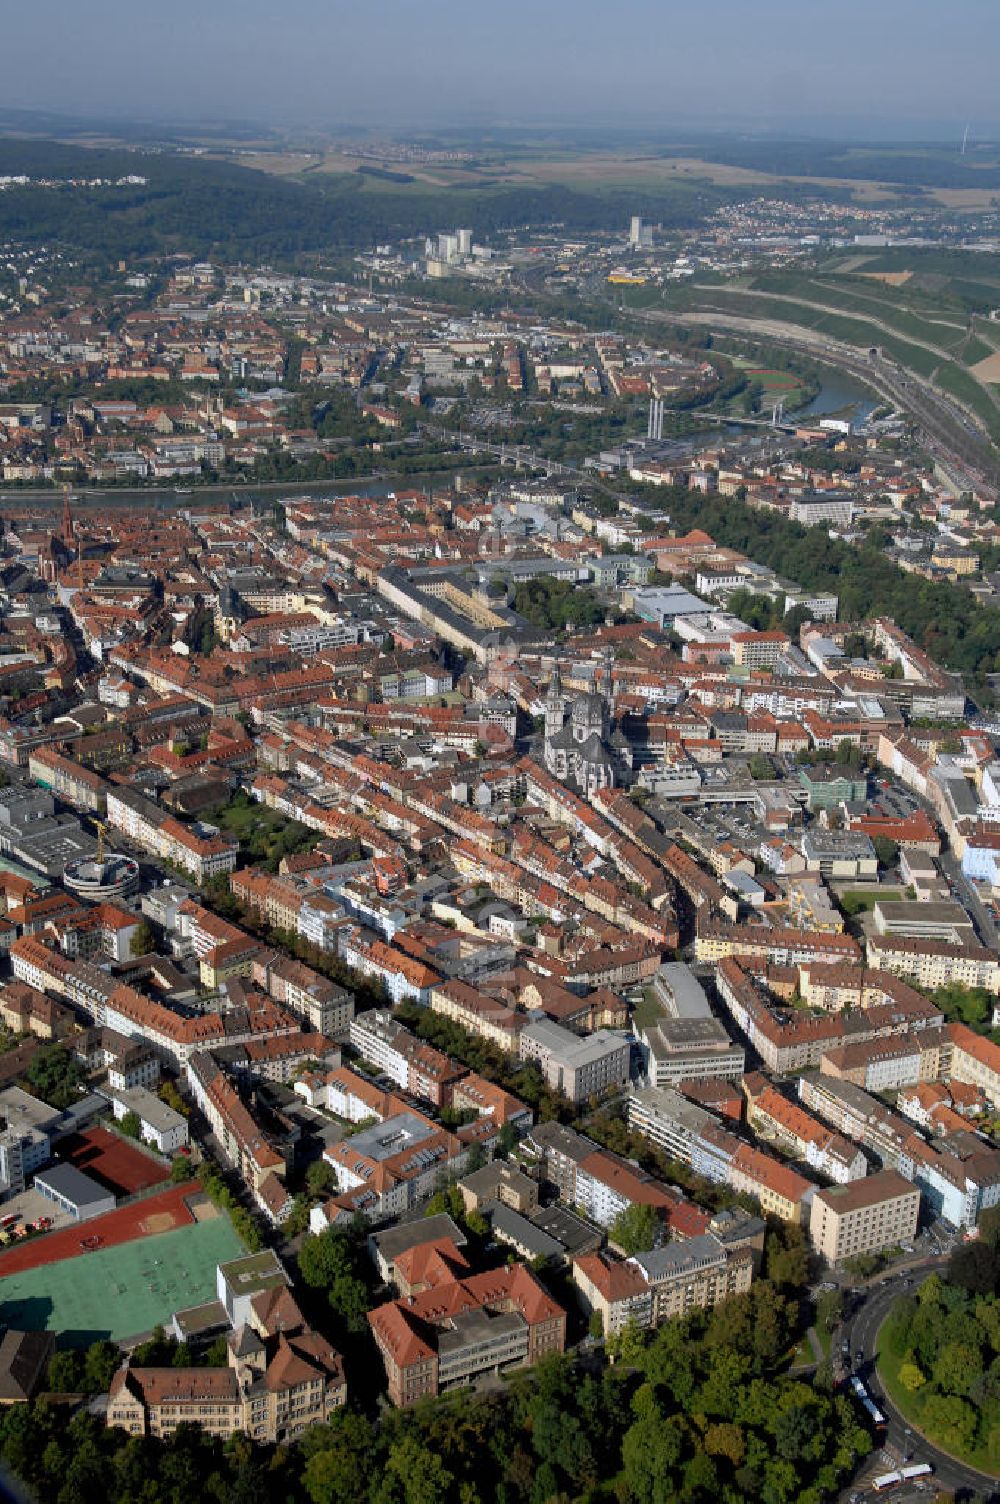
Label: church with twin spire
xmin=542 ymin=665 xmax=616 ymax=797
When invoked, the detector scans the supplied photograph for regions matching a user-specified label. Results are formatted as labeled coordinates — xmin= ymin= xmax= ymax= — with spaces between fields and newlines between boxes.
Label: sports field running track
xmin=0 ymin=1182 xmax=203 ymax=1276
xmin=0 ymin=1212 xmax=243 ymax=1345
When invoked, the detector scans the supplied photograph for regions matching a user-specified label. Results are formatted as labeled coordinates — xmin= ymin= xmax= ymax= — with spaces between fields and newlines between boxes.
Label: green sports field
xmin=0 ymin=1216 xmax=243 ymax=1346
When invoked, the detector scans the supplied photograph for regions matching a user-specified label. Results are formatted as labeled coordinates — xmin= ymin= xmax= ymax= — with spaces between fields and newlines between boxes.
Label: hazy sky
xmin=2 ymin=1 xmax=996 ymax=138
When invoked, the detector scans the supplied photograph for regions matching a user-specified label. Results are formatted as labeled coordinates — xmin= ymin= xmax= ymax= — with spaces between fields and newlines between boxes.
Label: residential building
xmin=573 ymin=1234 xmax=753 ymax=1336
xmin=809 ymin=1170 xmax=920 ymax=1263
xmin=518 ymin=1018 xmax=630 ymax=1104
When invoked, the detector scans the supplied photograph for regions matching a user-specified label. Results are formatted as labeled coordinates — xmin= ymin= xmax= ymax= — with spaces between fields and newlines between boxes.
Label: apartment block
xmin=810 ymin=1170 xmax=920 ymax=1263
xmin=518 ymin=1018 xmax=630 ymax=1104
xmin=573 ymin=1234 xmax=753 ymax=1336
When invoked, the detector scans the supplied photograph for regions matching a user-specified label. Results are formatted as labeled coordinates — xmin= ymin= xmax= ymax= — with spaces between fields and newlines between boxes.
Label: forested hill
xmin=0 ymin=137 xmax=722 ymax=262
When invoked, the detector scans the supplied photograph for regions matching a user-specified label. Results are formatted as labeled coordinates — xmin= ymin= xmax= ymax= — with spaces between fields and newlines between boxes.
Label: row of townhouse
xmin=430 ymin=977 xmax=526 ymax=1051
xmin=338 ymin=924 xmax=440 ymax=1005
xmin=231 ymin=868 xmax=306 ymax=932
xmin=819 ymin=1031 xmax=944 ymax=1094
xmin=797 ymin=1069 xmax=1000 ymax=1231
xmin=626 ymin=1083 xmax=814 ymax=1224
xmin=522 ymin=1120 xmax=710 ymax=1238
xmin=898 ymin=1130 xmax=1000 ymax=1230
xmin=106 ymin=787 xmax=238 ymax=883
xmin=743 ymin=1078 xmax=867 ymax=1183
xmin=695 ymin=920 xmax=861 ymax=969
xmin=866 ymin=933 xmax=1000 ymax=994
xmin=349 ymin=1008 xmax=456 ymax=1098
xmin=714 ymin=957 xmax=944 ymax=1075
xmin=214 ymin=1030 xmax=340 ymax=1087
xmin=251 ymin=950 xmax=354 ymax=1038
xmin=9 ymin=935 xmax=299 ymax=1071
xmin=27 ymin=745 xmax=108 ymax=814
xmin=797 ymin=1074 xmax=913 ymax=1168
xmin=946 ymin=1023 xmax=1000 ymax=1108
xmin=186 ymin=1050 xmax=292 ymax=1225
xmin=249 ymin=772 xmax=402 ymax=860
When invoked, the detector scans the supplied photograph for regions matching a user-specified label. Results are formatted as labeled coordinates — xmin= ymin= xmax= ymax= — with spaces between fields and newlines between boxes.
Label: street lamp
xmin=902 ymin=1427 xmax=912 ymax=1463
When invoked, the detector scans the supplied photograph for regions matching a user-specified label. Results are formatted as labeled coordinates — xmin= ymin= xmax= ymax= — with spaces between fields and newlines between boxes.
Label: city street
xmin=841 ymin=1261 xmax=1000 ymax=1502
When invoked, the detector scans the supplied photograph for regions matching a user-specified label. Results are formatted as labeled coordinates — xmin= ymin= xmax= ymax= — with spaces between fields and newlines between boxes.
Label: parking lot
xmin=0 ymin=1186 xmax=73 ymax=1241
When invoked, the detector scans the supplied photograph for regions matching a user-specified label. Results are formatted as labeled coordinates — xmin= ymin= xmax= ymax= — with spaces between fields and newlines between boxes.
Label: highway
xmin=842 ymin=1261 xmax=1000 ymax=1501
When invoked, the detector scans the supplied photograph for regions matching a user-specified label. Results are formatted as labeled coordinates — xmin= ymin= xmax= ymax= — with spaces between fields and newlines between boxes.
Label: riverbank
xmin=0 ymin=461 xmax=502 ymax=513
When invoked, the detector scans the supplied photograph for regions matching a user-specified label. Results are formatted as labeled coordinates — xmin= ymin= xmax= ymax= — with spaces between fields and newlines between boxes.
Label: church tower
xmin=61 ymin=486 xmax=74 ymax=549
xmin=544 ymin=665 xmax=565 ymax=741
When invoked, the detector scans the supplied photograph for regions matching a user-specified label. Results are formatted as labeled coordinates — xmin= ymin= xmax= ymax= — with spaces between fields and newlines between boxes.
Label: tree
xmin=979 ymin=1206 xmax=1000 ymax=1250
xmin=921 ymin=1392 xmax=977 ymax=1453
xmin=118 ymin=1111 xmax=142 ymax=1141
xmin=898 ymin=1360 xmax=926 ymax=1392
xmin=378 ymin=1435 xmax=454 ymax=1504
xmin=606 ymin=1317 xmax=647 ymax=1369
xmin=620 ymin=1413 xmax=683 ymax=1504
xmin=610 ymin=1201 xmax=658 ymax=1255
xmin=170 ymin=1154 xmax=195 ymax=1183
xmin=704 ymin=1421 xmax=745 ymax=1466
xmin=588 ymin=1310 xmax=604 ymax=1340
xmin=26 ymin=1044 xmax=84 ymax=1110
xmin=766 ymin=1223 xmax=811 ymax=1290
xmin=129 ymin=922 xmax=155 ymax=958
xmin=46 ymin=1350 xmax=84 ymax=1393
xmin=297 ymin=1228 xmax=370 ymax=1333
xmin=934 ymin=1340 xmax=984 ymax=1398
xmin=305 ymin=1160 xmax=335 ymax=1200
xmin=948 ymin=1240 xmax=1000 ymax=1297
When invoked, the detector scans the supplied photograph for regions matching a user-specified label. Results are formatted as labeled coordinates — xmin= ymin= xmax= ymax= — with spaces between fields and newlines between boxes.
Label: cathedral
xmin=543 ymin=666 xmax=616 ymax=796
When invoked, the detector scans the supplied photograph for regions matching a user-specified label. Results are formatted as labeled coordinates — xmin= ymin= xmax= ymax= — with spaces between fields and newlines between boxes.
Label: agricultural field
xmin=220 ymin=138 xmax=1000 ymax=209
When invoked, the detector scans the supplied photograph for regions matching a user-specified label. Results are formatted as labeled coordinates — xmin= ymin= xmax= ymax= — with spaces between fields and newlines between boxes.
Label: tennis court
xmin=0 ymin=1214 xmax=244 ymax=1345
xmin=59 ymin=1126 xmax=170 ymax=1196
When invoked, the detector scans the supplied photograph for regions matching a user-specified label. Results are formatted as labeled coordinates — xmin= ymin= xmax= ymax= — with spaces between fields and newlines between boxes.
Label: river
xmin=0 ymin=472 xmax=453 ymax=515
xmin=0 ymin=370 xmax=879 ymax=516
xmin=791 ymin=371 xmax=879 ymax=425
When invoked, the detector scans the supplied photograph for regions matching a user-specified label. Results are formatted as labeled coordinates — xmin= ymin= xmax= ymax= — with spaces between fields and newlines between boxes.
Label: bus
xmin=849 ymin=1376 xmax=886 ymax=1434
xmin=871 ymin=1463 xmax=933 ymax=1492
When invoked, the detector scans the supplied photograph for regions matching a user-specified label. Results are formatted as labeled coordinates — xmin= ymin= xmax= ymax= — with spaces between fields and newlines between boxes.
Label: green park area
xmin=0 ymin=1216 xmax=243 ymax=1347
xmin=876 ymin=1234 xmax=1000 ymax=1477
xmin=206 ymin=791 xmax=318 ymax=872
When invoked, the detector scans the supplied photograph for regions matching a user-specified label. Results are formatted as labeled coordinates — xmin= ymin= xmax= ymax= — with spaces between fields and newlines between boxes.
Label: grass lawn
xmin=631 ymin=991 xmax=663 ymax=1031
xmin=839 ymin=888 xmax=904 ymax=916
xmin=877 ymin=1309 xmax=999 ymax=1476
xmin=208 ymin=798 xmax=317 ymax=872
